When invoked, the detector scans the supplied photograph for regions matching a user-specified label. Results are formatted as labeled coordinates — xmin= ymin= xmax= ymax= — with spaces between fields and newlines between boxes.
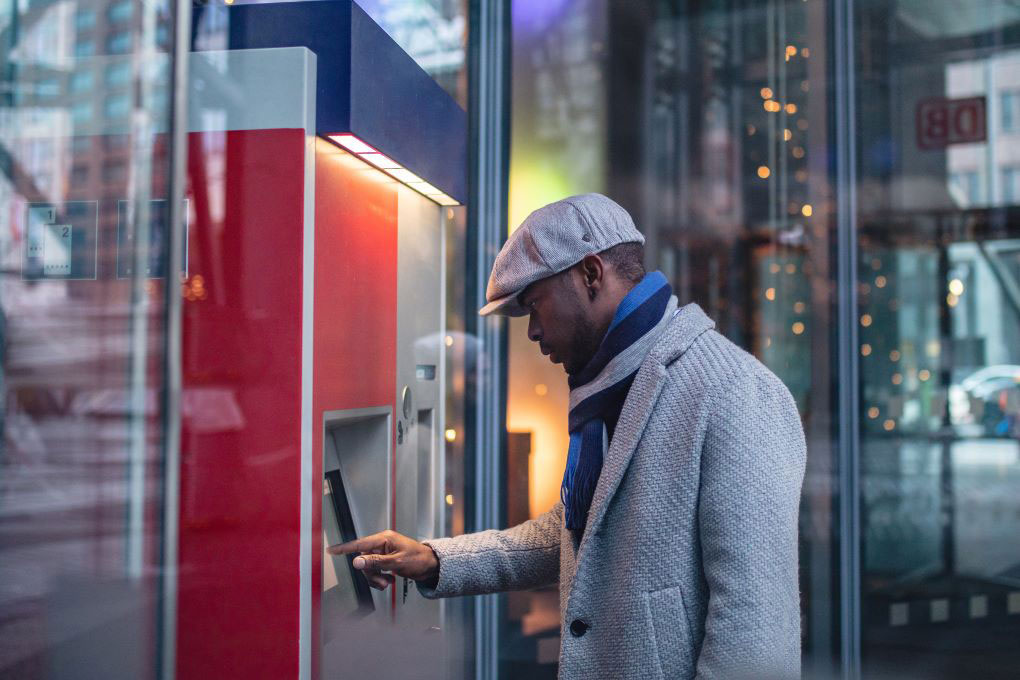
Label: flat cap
xmin=479 ymin=193 xmax=645 ymax=316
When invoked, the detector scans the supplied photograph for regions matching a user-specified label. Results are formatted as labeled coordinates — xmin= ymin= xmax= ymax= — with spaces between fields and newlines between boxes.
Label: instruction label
xmin=23 ymin=202 xmax=98 ymax=280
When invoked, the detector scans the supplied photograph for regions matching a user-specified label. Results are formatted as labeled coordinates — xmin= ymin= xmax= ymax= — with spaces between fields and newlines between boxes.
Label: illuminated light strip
xmin=407 ymin=181 xmax=442 ymax=196
xmin=324 ymin=133 xmax=461 ymax=206
xmin=328 ymin=134 xmax=376 ymax=154
xmin=361 ymin=152 xmax=401 ymax=170
xmin=387 ymin=168 xmax=424 ymax=184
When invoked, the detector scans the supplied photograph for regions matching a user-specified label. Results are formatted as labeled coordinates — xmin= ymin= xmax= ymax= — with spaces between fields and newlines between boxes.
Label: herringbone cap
xmin=479 ymin=193 xmax=645 ymax=316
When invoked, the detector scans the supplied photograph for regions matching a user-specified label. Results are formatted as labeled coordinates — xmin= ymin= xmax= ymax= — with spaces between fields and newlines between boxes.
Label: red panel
xmin=178 ymin=128 xmax=307 ymax=680
xmin=310 ymin=139 xmax=399 ymax=680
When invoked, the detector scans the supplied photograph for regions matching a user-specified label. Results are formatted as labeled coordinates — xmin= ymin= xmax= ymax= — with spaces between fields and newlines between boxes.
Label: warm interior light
xmin=324 ymin=132 xmax=461 ymax=206
xmin=329 ymin=134 xmax=376 ymax=154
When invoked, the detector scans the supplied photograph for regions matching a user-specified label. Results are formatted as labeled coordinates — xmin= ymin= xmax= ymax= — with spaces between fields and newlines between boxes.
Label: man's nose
xmin=527 ymin=314 xmax=542 ymax=342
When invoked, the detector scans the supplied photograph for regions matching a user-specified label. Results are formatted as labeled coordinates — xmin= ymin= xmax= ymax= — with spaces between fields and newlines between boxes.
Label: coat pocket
xmin=645 ymin=584 xmax=695 ymax=680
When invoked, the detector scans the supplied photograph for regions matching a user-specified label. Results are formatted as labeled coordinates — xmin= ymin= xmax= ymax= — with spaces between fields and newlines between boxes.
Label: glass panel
xmin=0 ymin=0 xmax=175 ymax=678
xmin=506 ymin=2 xmax=609 ymax=673
xmin=855 ymin=2 xmax=1020 ymax=677
xmin=506 ymin=0 xmax=839 ymax=675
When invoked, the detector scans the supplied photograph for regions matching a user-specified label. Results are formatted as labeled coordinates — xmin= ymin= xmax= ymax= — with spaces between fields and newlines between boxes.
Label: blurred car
xmin=949 ymin=365 xmax=1020 ymax=438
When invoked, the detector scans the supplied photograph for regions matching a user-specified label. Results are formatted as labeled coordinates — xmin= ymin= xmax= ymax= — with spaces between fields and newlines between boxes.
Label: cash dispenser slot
xmin=322 ymin=407 xmax=391 ymax=619
xmin=322 ymin=469 xmax=374 ymax=625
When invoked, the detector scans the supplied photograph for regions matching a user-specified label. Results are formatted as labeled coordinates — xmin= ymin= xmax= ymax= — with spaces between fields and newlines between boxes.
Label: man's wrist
xmin=417 ymin=544 xmax=440 ymax=589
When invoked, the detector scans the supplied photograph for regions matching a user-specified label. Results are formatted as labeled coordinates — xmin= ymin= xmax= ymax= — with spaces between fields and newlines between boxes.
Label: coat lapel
xmin=577 ymin=304 xmax=716 ymax=556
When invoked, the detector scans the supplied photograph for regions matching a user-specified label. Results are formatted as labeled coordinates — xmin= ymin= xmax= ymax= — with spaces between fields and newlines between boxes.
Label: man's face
xmin=518 ymin=268 xmax=603 ymax=376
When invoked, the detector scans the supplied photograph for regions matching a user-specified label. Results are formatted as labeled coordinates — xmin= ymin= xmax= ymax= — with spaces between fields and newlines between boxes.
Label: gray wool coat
xmin=420 ymin=303 xmax=807 ymax=680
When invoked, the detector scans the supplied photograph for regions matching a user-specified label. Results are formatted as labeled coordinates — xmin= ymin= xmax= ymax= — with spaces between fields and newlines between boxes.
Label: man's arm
xmin=328 ymin=503 xmax=562 ymax=598
xmin=418 ymin=502 xmax=562 ymax=598
xmin=696 ymin=369 xmax=806 ymax=680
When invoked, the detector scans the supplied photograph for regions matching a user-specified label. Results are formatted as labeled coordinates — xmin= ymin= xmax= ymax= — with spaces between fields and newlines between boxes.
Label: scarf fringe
xmin=562 ymin=422 xmax=605 ymax=530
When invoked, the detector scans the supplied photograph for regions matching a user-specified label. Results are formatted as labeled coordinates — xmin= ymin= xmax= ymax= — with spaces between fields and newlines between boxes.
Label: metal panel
xmin=466 ymin=1 xmax=511 ymax=678
xmin=159 ymin=0 xmax=192 ymax=676
xmin=393 ymin=186 xmax=445 ymax=663
xmin=834 ymin=0 xmax=862 ymax=677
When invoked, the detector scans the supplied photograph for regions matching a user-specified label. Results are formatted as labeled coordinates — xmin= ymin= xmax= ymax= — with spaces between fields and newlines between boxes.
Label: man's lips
xmin=540 ymin=345 xmax=561 ymax=364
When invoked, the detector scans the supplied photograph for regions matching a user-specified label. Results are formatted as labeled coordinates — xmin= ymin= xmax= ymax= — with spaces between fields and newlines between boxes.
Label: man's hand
xmin=327 ymin=530 xmax=439 ymax=591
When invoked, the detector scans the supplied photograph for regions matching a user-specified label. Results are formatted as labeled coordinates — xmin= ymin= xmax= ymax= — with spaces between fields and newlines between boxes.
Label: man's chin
xmin=563 ymin=360 xmax=582 ymax=376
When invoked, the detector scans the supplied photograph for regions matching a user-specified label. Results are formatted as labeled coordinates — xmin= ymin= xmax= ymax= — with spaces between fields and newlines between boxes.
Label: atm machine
xmin=178 ymin=3 xmax=465 ymax=679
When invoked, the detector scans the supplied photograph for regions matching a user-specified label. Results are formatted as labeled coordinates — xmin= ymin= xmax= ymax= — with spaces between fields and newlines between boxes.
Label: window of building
xmin=71 ymin=136 xmax=92 ymax=153
xmin=1002 ymin=89 xmax=1020 ymax=133
xmin=102 ymin=159 xmax=127 ymax=184
xmin=70 ymin=101 xmax=92 ymax=124
xmin=70 ymin=70 xmax=94 ymax=94
xmin=36 ymin=77 xmax=59 ymax=97
xmin=104 ymin=93 xmax=131 ymax=119
xmin=75 ymin=9 xmax=96 ymax=32
xmin=107 ymin=31 xmax=132 ymax=55
xmin=107 ymin=0 xmax=133 ymax=24
xmin=74 ymin=39 xmax=94 ymax=57
xmin=950 ymin=170 xmax=982 ymax=206
xmin=106 ymin=61 xmax=132 ymax=87
xmin=1004 ymin=166 xmax=1020 ymax=204
xmin=103 ymin=134 xmax=130 ymax=151
xmin=70 ymin=164 xmax=89 ymax=185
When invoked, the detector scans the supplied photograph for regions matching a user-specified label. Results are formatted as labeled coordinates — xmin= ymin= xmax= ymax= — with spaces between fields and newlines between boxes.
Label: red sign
xmin=916 ymin=96 xmax=987 ymax=150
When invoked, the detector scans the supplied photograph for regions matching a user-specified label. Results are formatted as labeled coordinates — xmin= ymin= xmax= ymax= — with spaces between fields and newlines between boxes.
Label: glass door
xmin=0 ymin=0 xmax=178 ymax=677
xmin=854 ymin=2 xmax=1020 ymax=677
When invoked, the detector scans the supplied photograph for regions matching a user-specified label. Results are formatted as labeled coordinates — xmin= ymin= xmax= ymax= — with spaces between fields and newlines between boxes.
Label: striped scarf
xmin=562 ymin=271 xmax=678 ymax=532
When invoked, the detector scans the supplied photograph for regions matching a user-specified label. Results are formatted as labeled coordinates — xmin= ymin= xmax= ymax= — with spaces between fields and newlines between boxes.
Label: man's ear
xmin=580 ymin=254 xmax=604 ymax=300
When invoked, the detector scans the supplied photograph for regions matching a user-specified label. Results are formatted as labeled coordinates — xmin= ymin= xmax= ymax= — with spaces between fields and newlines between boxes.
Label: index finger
xmin=327 ymin=533 xmax=386 ymax=555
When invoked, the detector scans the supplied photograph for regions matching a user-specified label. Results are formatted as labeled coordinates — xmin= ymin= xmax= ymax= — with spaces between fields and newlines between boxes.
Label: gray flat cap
xmin=479 ymin=193 xmax=645 ymax=317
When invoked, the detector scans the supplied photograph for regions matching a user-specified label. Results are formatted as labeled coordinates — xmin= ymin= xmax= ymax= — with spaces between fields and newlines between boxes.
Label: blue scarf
xmin=561 ymin=271 xmax=677 ymax=532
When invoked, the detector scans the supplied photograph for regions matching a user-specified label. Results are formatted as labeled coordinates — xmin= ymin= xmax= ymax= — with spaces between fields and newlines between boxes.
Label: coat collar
xmin=576 ymin=303 xmax=716 ymax=554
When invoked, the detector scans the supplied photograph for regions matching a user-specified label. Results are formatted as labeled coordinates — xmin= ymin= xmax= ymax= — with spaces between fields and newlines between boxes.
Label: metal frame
xmin=833 ymin=0 xmax=861 ymax=677
xmin=159 ymin=0 xmax=191 ymax=677
xmin=467 ymin=1 xmax=510 ymax=678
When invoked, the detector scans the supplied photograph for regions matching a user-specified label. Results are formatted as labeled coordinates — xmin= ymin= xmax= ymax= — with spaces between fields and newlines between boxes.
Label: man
xmin=330 ymin=193 xmax=806 ymax=679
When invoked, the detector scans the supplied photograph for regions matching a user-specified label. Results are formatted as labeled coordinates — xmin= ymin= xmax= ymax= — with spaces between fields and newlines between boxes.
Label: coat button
xmin=569 ymin=619 xmax=589 ymax=637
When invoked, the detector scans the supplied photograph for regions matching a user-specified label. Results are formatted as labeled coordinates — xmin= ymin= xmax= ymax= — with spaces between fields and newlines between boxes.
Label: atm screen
xmin=323 ymin=470 xmax=374 ymax=618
